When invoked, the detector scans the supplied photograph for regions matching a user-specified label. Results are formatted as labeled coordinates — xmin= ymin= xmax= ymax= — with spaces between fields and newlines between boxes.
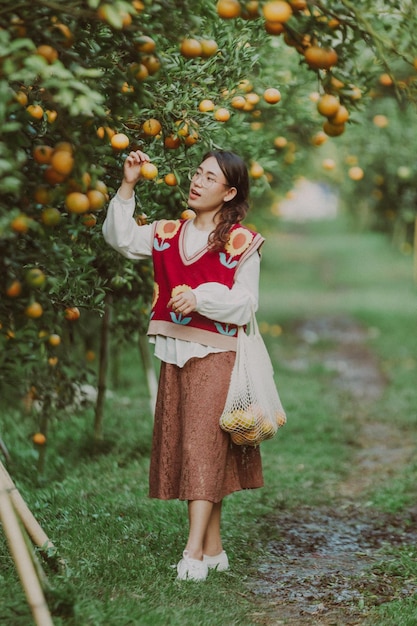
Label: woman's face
xmin=187 ymin=156 xmax=235 ymax=215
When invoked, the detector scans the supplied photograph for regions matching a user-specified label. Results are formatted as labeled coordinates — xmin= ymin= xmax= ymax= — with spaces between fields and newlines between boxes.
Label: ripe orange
xmin=135 ymin=63 xmax=149 ymax=81
xmin=25 ymin=302 xmax=43 ymax=319
xmin=81 ymin=213 xmax=97 ymax=227
xmin=54 ymin=141 xmax=73 ymax=153
xmin=36 ymin=44 xmax=58 ymax=63
xmin=26 ymin=104 xmax=44 ymax=120
xmin=140 ymin=162 xmax=158 ymax=179
xmin=164 ymin=173 xmax=178 ymax=186
xmin=48 ymin=334 xmax=61 ymax=346
xmin=311 ymin=130 xmax=328 ymax=146
xmin=245 ymin=91 xmax=260 ymax=105
xmin=15 ymin=90 xmax=28 ymax=106
xmin=111 ymin=132 xmax=130 ymax=150
xmin=41 ymin=207 xmax=61 ymax=226
xmin=164 ymin=134 xmax=181 ymax=149
xmin=230 ymin=95 xmax=246 ymax=109
xmin=264 ymin=21 xmax=285 ymax=35
xmin=181 ymin=208 xmax=197 ymax=219
xmin=180 ymin=38 xmax=203 ymax=58
xmin=323 ymin=120 xmax=345 ymax=137
xmin=329 ymin=105 xmax=349 ymax=125
xmin=243 ymin=1 xmax=260 ymax=18
xmin=184 ymin=129 xmax=199 ymax=146
xmin=87 ymin=189 xmax=106 ymax=211
xmin=379 ymin=73 xmax=393 ymax=87
xmin=249 ymin=162 xmax=264 ymax=178
xmin=11 ymin=214 xmax=31 ymax=234
xmin=50 ymin=150 xmax=74 ymax=176
xmin=273 ymin=136 xmax=288 ymax=149
xmin=135 ymin=35 xmax=156 ymax=53
xmin=317 ymin=94 xmax=340 ymax=117
xmin=64 ymin=306 xmax=80 ymax=321
xmin=304 ymin=46 xmax=338 ymax=70
xmin=33 ymin=145 xmax=54 ymax=165
xmin=141 ymin=54 xmax=161 ymax=75
xmin=6 ymin=280 xmax=22 ymax=298
xmin=48 ymin=356 xmax=59 ymax=367
xmin=199 ymin=99 xmax=215 ymax=112
xmin=322 ymin=158 xmax=336 ymax=170
xmin=33 ymin=433 xmax=46 ymax=445
xmin=262 ymin=1 xmax=292 ymax=22
xmin=65 ymin=191 xmax=90 ymax=214
xmin=85 ymin=350 xmax=96 ymax=362
xmin=44 ymin=167 xmax=67 ymax=185
xmin=200 ymin=39 xmax=219 ymax=57
xmin=289 ymin=0 xmax=307 ymax=9
xmin=216 ymin=0 xmax=241 ymax=18
xmin=95 ymin=180 xmax=109 ymax=197
xmin=349 ymin=166 xmax=364 ymax=181
xmin=214 ymin=107 xmax=231 ymax=122
xmin=263 ymin=87 xmax=281 ymax=104
xmin=373 ymin=114 xmax=389 ymax=128
xmin=142 ymin=118 xmax=162 ymax=136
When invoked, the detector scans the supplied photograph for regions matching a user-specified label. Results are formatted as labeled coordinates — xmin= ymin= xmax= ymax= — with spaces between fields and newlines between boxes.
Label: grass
xmin=1 ymin=213 xmax=417 ymax=625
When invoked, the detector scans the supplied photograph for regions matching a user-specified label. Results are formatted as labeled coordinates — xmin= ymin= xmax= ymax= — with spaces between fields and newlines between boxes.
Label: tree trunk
xmin=94 ymin=292 xmax=112 ymax=443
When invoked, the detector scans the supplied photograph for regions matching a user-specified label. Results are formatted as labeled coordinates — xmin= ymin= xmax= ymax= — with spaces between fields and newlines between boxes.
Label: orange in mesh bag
xmin=220 ymin=310 xmax=286 ymax=446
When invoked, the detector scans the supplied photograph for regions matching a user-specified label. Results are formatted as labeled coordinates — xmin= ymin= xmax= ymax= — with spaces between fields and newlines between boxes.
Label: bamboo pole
xmin=414 ymin=216 xmax=417 ymax=283
xmin=0 ymin=462 xmax=56 ymax=554
xmin=0 ymin=472 xmax=54 ymax=626
xmin=138 ymin=334 xmax=158 ymax=415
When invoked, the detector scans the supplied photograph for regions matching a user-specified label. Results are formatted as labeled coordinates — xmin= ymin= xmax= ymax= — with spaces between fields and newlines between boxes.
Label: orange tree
xmin=1 ymin=0 xmax=416 ymax=449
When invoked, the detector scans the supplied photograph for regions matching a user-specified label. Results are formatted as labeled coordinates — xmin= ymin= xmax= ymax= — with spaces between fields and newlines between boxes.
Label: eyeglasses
xmin=187 ymin=169 xmax=230 ymax=189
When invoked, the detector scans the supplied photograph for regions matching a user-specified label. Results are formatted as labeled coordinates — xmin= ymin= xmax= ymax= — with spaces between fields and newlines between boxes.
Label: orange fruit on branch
xmin=263 ymin=87 xmax=281 ymax=103
xmin=180 ymin=38 xmax=203 ymax=58
xmin=216 ymin=0 xmax=241 ymax=18
xmin=33 ymin=433 xmax=46 ymax=445
xmin=142 ymin=118 xmax=162 ymax=136
xmin=64 ymin=306 xmax=80 ymax=321
xmin=65 ymin=191 xmax=90 ymax=214
xmin=317 ymin=94 xmax=340 ymax=117
xmin=33 ymin=145 xmax=53 ymax=164
xmin=262 ymin=1 xmax=292 ymax=23
xmin=140 ymin=162 xmax=158 ymax=179
xmin=25 ymin=302 xmax=43 ymax=319
xmin=304 ymin=46 xmax=338 ymax=70
xmin=111 ymin=133 xmax=130 ymax=150
xmin=6 ymin=280 xmax=22 ymax=298
xmin=50 ymin=150 xmax=74 ymax=176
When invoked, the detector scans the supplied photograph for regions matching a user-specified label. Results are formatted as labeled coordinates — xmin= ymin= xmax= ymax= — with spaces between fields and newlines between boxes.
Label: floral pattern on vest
xmin=148 ymin=219 xmax=264 ymax=350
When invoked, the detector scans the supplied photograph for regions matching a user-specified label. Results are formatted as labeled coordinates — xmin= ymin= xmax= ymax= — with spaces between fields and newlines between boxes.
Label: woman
xmin=103 ymin=148 xmax=265 ymax=581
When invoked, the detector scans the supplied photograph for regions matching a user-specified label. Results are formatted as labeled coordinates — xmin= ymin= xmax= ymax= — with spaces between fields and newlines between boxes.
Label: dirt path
xmin=248 ymin=314 xmax=417 ymax=625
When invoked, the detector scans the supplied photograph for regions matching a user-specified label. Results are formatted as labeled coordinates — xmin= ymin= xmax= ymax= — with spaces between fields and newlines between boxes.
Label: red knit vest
xmin=147 ymin=219 xmax=264 ymax=350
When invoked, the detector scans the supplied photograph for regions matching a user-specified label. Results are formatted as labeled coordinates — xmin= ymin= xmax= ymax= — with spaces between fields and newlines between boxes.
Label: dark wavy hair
xmin=202 ymin=150 xmax=250 ymax=251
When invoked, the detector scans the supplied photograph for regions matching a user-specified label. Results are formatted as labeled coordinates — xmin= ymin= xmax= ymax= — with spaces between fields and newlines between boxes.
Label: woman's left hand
xmin=168 ymin=290 xmax=197 ymax=316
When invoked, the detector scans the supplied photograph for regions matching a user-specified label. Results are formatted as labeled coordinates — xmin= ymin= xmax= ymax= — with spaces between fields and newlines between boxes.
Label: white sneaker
xmin=203 ymin=550 xmax=229 ymax=572
xmin=176 ymin=550 xmax=208 ymax=581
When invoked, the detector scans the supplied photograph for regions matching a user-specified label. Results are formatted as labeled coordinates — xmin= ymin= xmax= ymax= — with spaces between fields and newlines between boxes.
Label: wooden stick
xmin=414 ymin=216 xmax=417 ymax=283
xmin=0 ymin=462 xmax=55 ymax=553
xmin=0 ymin=472 xmax=54 ymax=626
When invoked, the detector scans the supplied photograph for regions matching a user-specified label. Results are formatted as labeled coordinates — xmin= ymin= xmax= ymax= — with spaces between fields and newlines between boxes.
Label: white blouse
xmin=102 ymin=191 xmax=260 ymax=366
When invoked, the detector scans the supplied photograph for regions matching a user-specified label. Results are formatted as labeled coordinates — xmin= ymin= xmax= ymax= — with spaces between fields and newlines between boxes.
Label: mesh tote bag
xmin=220 ymin=308 xmax=286 ymax=446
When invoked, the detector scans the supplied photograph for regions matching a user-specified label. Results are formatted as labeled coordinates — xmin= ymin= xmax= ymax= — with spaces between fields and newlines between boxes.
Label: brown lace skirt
xmin=149 ymin=351 xmax=264 ymax=503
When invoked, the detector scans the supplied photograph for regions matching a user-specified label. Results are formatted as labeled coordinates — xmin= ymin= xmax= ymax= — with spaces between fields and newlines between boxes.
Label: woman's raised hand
xmin=119 ymin=150 xmax=150 ymax=199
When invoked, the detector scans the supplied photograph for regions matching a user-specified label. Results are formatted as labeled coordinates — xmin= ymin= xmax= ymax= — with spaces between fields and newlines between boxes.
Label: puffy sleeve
xmin=102 ymin=191 xmax=153 ymax=260
xmin=192 ymin=251 xmax=260 ymax=326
